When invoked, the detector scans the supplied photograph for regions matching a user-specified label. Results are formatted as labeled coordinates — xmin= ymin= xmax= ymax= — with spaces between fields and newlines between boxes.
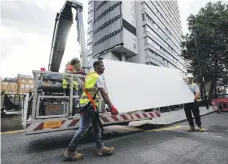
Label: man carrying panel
xmin=64 ymin=60 xmax=118 ymax=161
xmin=184 ymin=73 xmax=207 ymax=132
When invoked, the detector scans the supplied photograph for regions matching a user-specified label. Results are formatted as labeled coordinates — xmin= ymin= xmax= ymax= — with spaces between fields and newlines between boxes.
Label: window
xmin=133 ymin=38 xmax=136 ymax=49
xmin=148 ymin=37 xmax=153 ymax=46
xmin=148 ymin=37 xmax=160 ymax=50
xmin=157 ymin=55 xmax=163 ymax=61
xmin=20 ymin=84 xmax=25 ymax=90
xmin=88 ymin=22 xmax=92 ymax=29
xmin=88 ymin=1 xmax=93 ymax=9
xmin=88 ymin=11 xmax=92 ymax=19
xmin=142 ymin=14 xmax=145 ymax=21
xmin=25 ymin=84 xmax=30 ymax=90
xmin=144 ymin=37 xmax=148 ymax=45
xmin=143 ymin=25 xmax=147 ymax=33
xmin=154 ymin=23 xmax=158 ymax=29
xmin=131 ymin=1 xmax=134 ymax=11
xmin=88 ymin=32 xmax=92 ymax=40
xmin=88 ymin=49 xmax=92 ymax=55
xmin=87 ymin=55 xmax=92 ymax=61
xmin=145 ymin=49 xmax=149 ymax=57
xmin=30 ymin=85 xmax=34 ymax=90
xmin=87 ymin=43 xmax=92 ymax=50
xmin=131 ymin=13 xmax=135 ymax=23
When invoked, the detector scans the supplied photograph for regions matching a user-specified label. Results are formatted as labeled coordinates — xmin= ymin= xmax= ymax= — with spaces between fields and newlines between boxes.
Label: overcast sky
xmin=0 ymin=0 xmax=225 ymax=78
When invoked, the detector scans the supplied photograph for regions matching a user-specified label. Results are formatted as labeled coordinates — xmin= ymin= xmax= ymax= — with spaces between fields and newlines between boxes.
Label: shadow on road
xmin=27 ymin=127 xmax=148 ymax=153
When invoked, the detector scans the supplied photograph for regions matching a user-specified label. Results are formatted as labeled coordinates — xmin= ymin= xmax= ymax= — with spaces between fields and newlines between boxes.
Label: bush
xmin=1 ymin=115 xmax=22 ymax=132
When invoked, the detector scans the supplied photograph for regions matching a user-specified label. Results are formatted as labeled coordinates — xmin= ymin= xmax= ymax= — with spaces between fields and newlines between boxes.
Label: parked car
xmin=212 ymin=94 xmax=228 ymax=112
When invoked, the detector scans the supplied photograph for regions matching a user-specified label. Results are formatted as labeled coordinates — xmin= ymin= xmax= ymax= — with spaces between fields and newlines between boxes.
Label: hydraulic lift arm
xmin=48 ymin=0 xmax=88 ymax=73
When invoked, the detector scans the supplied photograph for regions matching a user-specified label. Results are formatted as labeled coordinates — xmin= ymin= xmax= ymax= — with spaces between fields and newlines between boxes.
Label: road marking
xmin=1 ymin=130 xmax=24 ymax=135
xmin=213 ymin=135 xmax=223 ymax=138
xmin=147 ymin=125 xmax=188 ymax=132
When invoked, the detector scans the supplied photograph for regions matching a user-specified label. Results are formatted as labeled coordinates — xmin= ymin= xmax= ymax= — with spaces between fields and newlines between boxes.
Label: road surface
xmin=1 ymin=113 xmax=228 ymax=164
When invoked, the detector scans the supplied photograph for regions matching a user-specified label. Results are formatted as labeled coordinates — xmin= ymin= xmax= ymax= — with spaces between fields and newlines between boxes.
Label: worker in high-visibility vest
xmin=184 ymin=73 xmax=207 ymax=132
xmin=63 ymin=58 xmax=81 ymax=113
xmin=63 ymin=58 xmax=81 ymax=89
xmin=64 ymin=60 xmax=119 ymax=161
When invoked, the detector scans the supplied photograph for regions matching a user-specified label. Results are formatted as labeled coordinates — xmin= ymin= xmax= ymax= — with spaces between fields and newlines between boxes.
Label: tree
xmin=181 ymin=1 xmax=228 ymax=98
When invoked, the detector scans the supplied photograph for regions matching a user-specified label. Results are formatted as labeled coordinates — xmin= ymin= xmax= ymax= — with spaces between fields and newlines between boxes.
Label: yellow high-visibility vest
xmin=62 ymin=77 xmax=79 ymax=90
xmin=62 ymin=65 xmax=79 ymax=90
xmin=79 ymin=71 xmax=101 ymax=107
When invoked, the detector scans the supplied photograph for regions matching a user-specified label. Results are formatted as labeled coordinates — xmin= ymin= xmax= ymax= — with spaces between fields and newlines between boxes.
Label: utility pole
xmin=193 ymin=31 xmax=209 ymax=109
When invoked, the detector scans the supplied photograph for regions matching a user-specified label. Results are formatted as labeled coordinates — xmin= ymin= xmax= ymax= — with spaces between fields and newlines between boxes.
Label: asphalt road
xmin=1 ymin=113 xmax=228 ymax=164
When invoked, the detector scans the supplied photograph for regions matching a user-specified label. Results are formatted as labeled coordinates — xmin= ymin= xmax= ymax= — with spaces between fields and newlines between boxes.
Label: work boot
xmin=198 ymin=127 xmax=207 ymax=132
xmin=97 ymin=146 xmax=115 ymax=156
xmin=187 ymin=126 xmax=195 ymax=132
xmin=64 ymin=150 xmax=83 ymax=161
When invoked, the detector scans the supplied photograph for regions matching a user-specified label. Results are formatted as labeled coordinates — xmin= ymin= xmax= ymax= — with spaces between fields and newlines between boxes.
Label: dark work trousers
xmin=67 ymin=106 xmax=104 ymax=153
xmin=184 ymin=101 xmax=202 ymax=127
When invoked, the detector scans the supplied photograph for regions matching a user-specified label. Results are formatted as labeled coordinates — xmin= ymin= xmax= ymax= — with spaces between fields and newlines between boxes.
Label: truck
xmin=24 ymin=0 xmax=194 ymax=135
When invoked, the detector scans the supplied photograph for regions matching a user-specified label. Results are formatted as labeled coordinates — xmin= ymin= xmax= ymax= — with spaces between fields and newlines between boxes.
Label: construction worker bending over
xmin=184 ymin=74 xmax=206 ymax=132
xmin=63 ymin=58 xmax=81 ymax=114
xmin=64 ymin=60 xmax=119 ymax=161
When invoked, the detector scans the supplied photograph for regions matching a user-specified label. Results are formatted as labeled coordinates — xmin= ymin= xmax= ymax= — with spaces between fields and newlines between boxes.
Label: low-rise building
xmin=1 ymin=74 xmax=34 ymax=94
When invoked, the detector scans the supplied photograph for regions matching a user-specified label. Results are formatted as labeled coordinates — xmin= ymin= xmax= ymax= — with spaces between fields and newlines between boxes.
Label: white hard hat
xmin=186 ymin=73 xmax=194 ymax=78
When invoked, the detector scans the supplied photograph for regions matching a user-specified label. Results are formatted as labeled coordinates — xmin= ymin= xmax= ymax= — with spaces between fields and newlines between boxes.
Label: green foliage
xmin=181 ymin=1 xmax=228 ymax=97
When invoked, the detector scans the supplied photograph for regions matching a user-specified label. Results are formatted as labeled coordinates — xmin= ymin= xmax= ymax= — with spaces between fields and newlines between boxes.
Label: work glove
xmin=110 ymin=106 xmax=119 ymax=115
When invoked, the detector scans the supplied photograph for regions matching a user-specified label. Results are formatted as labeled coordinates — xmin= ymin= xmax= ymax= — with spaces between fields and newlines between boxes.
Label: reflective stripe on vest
xmin=79 ymin=71 xmax=101 ymax=107
xmin=62 ymin=77 xmax=79 ymax=90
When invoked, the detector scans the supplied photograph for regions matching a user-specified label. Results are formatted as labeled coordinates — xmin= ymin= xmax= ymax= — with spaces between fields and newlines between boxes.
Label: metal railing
xmin=31 ymin=70 xmax=86 ymax=120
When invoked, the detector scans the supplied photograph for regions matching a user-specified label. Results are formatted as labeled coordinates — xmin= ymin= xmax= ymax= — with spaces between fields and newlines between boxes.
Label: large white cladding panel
xmin=103 ymin=59 xmax=194 ymax=113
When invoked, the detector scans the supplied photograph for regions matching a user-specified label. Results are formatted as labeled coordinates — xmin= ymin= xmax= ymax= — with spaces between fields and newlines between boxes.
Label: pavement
xmin=1 ymin=111 xmax=228 ymax=164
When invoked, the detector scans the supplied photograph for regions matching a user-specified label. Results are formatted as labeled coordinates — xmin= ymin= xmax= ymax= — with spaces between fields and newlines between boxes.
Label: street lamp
xmin=193 ymin=31 xmax=209 ymax=109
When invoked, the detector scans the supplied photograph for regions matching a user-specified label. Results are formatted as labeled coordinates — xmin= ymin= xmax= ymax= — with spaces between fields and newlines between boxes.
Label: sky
xmin=0 ymin=0 xmax=224 ymax=78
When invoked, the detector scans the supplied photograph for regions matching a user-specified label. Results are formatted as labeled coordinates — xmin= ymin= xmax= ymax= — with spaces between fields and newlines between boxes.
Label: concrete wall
xmin=122 ymin=29 xmax=138 ymax=54
xmin=129 ymin=1 xmax=145 ymax=64
xmin=99 ymin=51 xmax=121 ymax=61
xmin=121 ymin=1 xmax=136 ymax=27
xmin=92 ymin=2 xmax=122 ymax=57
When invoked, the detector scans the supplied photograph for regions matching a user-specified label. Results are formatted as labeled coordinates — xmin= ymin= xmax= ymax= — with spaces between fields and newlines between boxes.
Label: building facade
xmin=1 ymin=78 xmax=18 ymax=94
xmin=1 ymin=74 xmax=34 ymax=94
xmin=87 ymin=1 xmax=186 ymax=74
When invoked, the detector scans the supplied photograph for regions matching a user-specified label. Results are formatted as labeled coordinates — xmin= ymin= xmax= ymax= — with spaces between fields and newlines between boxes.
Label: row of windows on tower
xmin=146 ymin=49 xmax=185 ymax=72
xmin=144 ymin=37 xmax=185 ymax=68
xmin=145 ymin=2 xmax=181 ymax=40
xmin=142 ymin=12 xmax=181 ymax=54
